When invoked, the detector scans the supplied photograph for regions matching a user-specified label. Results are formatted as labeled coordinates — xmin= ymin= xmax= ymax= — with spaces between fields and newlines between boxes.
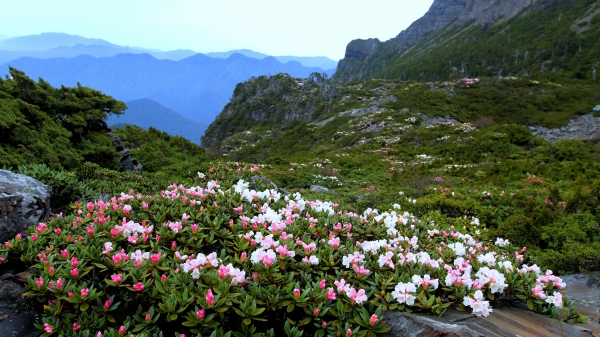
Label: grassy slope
xmin=336 ymin=0 xmax=600 ymax=82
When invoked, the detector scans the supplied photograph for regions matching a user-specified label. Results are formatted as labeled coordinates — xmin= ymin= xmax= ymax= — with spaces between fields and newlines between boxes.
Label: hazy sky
xmin=3 ymin=0 xmax=434 ymax=60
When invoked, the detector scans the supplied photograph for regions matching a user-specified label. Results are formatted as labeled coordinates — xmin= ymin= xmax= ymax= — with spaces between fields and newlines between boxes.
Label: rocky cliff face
xmin=337 ymin=0 xmax=575 ymax=77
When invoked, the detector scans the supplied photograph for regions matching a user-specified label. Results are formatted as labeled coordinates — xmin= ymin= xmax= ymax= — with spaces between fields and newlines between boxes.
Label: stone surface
xmin=0 ymin=311 xmax=42 ymax=337
xmin=0 ymin=170 xmax=51 ymax=243
xmin=109 ymin=132 xmax=143 ymax=172
xmin=384 ymin=304 xmax=594 ymax=337
xmin=250 ymin=176 xmax=290 ymax=196
xmin=0 ymin=280 xmax=24 ymax=301
xmin=593 ymin=105 xmax=600 ymax=112
xmin=528 ymin=113 xmax=600 ymax=143
xmin=344 ymin=38 xmax=381 ymax=59
xmin=309 ymin=185 xmax=329 ymax=193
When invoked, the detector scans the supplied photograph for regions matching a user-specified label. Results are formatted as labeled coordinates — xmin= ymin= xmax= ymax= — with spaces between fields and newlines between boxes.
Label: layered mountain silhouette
xmin=108 ymin=98 xmax=208 ymax=144
xmin=2 ymin=52 xmax=334 ymax=126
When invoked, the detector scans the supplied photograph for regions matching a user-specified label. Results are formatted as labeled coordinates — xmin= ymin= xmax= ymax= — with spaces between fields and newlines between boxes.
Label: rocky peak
xmin=343 ymin=38 xmax=381 ymax=59
xmin=338 ymin=0 xmax=539 ymax=68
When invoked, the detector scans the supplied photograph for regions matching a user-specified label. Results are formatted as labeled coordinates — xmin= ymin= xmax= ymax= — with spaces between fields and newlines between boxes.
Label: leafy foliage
xmin=0 ymin=164 xmax=583 ymax=336
xmin=0 ymin=68 xmax=124 ymax=170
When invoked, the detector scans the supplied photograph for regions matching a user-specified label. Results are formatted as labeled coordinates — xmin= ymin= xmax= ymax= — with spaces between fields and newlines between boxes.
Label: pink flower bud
xmin=133 ymin=282 xmax=144 ymax=291
xmin=81 ymin=288 xmax=89 ymax=298
xmin=293 ymin=289 xmax=301 ymax=298
xmin=70 ymin=268 xmax=79 ymax=278
xmin=104 ymin=299 xmax=112 ymax=309
xmin=205 ymin=289 xmax=215 ymax=306
xmin=346 ymin=328 xmax=353 ymax=336
xmin=73 ymin=322 xmax=81 ymax=331
xmin=145 ymin=313 xmax=151 ymax=322
xmin=369 ymin=314 xmax=379 ymax=325
xmin=196 ymin=308 xmax=205 ymax=320
xmin=314 ymin=308 xmax=320 ymax=316
xmin=241 ymin=252 xmax=247 ymax=261
xmin=118 ymin=325 xmax=126 ymax=335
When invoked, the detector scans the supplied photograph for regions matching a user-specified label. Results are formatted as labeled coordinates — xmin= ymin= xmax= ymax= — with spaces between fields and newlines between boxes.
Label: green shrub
xmin=0 ymin=164 xmax=583 ymax=336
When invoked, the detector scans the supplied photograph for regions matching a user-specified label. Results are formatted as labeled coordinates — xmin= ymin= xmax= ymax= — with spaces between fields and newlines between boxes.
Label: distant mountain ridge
xmin=2 ymin=52 xmax=335 ymax=124
xmin=205 ymin=49 xmax=338 ymax=70
xmin=0 ymin=33 xmax=338 ymax=69
xmin=0 ymin=32 xmax=115 ymax=51
xmin=0 ymin=44 xmax=197 ymax=64
xmin=107 ymin=98 xmax=207 ymax=144
xmin=335 ymin=0 xmax=598 ymax=81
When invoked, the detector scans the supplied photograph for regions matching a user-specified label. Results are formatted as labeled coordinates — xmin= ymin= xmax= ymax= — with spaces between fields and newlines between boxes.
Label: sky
xmin=2 ymin=0 xmax=434 ymax=60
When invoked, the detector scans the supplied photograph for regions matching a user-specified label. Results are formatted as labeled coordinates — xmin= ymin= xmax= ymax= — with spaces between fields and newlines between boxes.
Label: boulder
xmin=593 ymin=105 xmax=600 ymax=112
xmin=250 ymin=176 xmax=290 ymax=196
xmin=0 ymin=170 xmax=51 ymax=243
xmin=309 ymin=185 xmax=330 ymax=193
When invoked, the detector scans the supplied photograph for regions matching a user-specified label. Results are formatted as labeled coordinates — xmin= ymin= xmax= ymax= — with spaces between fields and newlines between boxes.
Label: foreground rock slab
xmin=384 ymin=304 xmax=595 ymax=337
xmin=384 ymin=273 xmax=600 ymax=337
xmin=0 ymin=170 xmax=51 ymax=243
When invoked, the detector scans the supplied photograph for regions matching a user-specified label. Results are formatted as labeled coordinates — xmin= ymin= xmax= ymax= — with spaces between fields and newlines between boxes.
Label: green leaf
xmin=80 ymin=302 xmax=89 ymax=311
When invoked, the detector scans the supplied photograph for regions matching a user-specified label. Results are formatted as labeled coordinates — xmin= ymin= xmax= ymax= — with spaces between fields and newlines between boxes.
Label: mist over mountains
xmin=108 ymin=98 xmax=208 ymax=144
xmin=0 ymin=32 xmax=338 ymax=142
xmin=2 ymin=53 xmax=334 ymax=124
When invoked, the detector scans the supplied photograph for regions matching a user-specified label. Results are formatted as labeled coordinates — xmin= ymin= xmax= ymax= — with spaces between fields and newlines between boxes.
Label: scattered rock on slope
xmin=0 ymin=170 xmax=51 ymax=243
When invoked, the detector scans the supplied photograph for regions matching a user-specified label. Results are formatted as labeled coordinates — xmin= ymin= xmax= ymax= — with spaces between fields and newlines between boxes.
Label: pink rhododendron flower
xmin=326 ymin=288 xmax=336 ymax=300
xmin=545 ymin=291 xmax=563 ymax=308
xmin=81 ymin=288 xmax=89 ymax=298
xmin=206 ymin=289 xmax=215 ymax=306
xmin=102 ymin=242 xmax=113 ymax=255
xmin=133 ymin=282 xmax=144 ymax=291
xmin=196 ymin=309 xmax=205 ymax=320
xmin=463 ymin=290 xmax=492 ymax=317
xmin=369 ymin=314 xmax=379 ymax=325
xmin=345 ymin=287 xmax=368 ymax=304
xmin=412 ymin=274 xmax=439 ymax=290
xmin=104 ymin=299 xmax=112 ymax=309
xmin=73 ymin=322 xmax=81 ymax=331
xmin=43 ymin=323 xmax=53 ymax=333
xmin=70 ymin=268 xmax=79 ymax=278
xmin=393 ymin=282 xmax=418 ymax=306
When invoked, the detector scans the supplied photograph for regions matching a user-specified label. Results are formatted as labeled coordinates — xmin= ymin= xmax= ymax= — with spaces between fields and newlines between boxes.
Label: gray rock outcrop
xmin=528 ymin=113 xmax=600 ymax=143
xmin=0 ymin=170 xmax=51 ymax=243
xmin=309 ymin=185 xmax=329 ymax=193
xmin=110 ymin=132 xmax=143 ymax=172
xmin=250 ymin=176 xmax=290 ymax=196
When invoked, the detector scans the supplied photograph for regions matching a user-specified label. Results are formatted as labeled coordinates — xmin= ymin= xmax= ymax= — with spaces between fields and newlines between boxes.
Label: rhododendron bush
xmin=0 ymin=163 xmax=581 ymax=336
